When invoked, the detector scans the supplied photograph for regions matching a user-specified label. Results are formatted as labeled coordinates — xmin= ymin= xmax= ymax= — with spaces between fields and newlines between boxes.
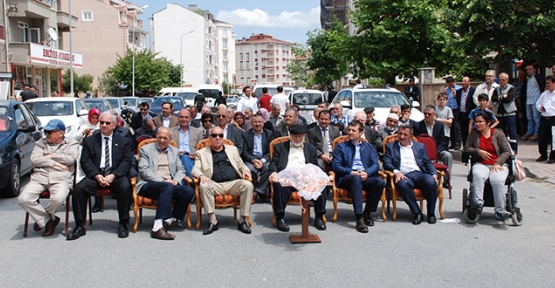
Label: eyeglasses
xmin=216 ymin=115 xmax=226 ymax=118
xmin=140 ymin=108 xmax=148 ymax=111
xmin=210 ymin=133 xmax=224 ymax=138
xmin=424 ymin=112 xmax=434 ymax=116
xmin=100 ymin=121 xmax=112 ymax=125
xmin=203 ymin=119 xmax=212 ymax=123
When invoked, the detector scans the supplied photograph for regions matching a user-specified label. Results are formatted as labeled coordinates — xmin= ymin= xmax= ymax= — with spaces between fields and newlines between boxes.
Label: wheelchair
xmin=461 ymin=152 xmax=523 ymax=226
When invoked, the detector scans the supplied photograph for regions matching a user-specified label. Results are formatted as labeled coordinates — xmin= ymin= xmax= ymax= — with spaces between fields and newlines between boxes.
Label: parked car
xmin=25 ymin=98 xmax=89 ymax=139
xmin=139 ymin=97 xmax=153 ymax=107
xmin=121 ymin=96 xmax=141 ymax=112
xmin=330 ymin=88 xmax=424 ymax=124
xmin=226 ymin=95 xmax=239 ymax=110
xmin=289 ymin=89 xmax=326 ymax=124
xmin=104 ymin=97 xmax=123 ymax=115
xmin=84 ymin=98 xmax=114 ymax=113
xmin=176 ymin=91 xmax=197 ymax=107
xmin=149 ymin=96 xmax=185 ymax=117
xmin=0 ymin=100 xmax=42 ymax=197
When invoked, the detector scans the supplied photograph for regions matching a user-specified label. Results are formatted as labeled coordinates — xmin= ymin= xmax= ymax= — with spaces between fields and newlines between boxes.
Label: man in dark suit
xmin=307 ymin=110 xmax=340 ymax=171
xmin=241 ymin=114 xmax=273 ymax=202
xmin=332 ymin=120 xmax=385 ymax=233
xmin=154 ymin=102 xmax=179 ymax=128
xmin=383 ymin=123 xmax=439 ymax=225
xmin=67 ymin=112 xmax=134 ymax=240
xmin=131 ymin=102 xmax=154 ymax=131
xmin=404 ymin=78 xmax=420 ymax=103
xmin=215 ymin=107 xmax=244 ymax=154
xmin=268 ymin=124 xmax=327 ymax=232
xmin=20 ymin=84 xmax=38 ymax=102
xmin=414 ymin=105 xmax=452 ymax=184
xmin=456 ymin=76 xmax=476 ymax=146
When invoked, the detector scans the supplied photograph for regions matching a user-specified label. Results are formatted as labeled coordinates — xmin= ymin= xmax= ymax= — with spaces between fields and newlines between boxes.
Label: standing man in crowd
xmin=194 ymin=91 xmax=206 ymax=112
xmin=474 ymin=70 xmax=500 ymax=109
xmin=444 ymin=76 xmax=462 ymax=150
xmin=535 ymin=75 xmax=555 ymax=163
xmin=67 ymin=112 xmax=134 ymax=240
xmin=18 ymin=119 xmax=79 ymax=237
xmin=404 ymin=78 xmax=420 ymax=103
xmin=258 ymin=87 xmax=272 ymax=111
xmin=512 ymin=66 xmax=527 ymax=136
xmin=137 ymin=127 xmax=195 ymax=240
xmin=491 ymin=72 xmax=518 ymax=153
xmin=20 ymin=84 xmax=38 ymax=102
xmin=332 ymin=120 xmax=385 ymax=233
xmin=456 ymin=76 xmax=476 ymax=147
xmin=237 ymin=86 xmax=258 ymax=114
xmin=270 ymin=86 xmax=290 ymax=116
xmin=520 ymin=63 xmax=546 ymax=141
xmin=154 ymin=102 xmax=178 ymax=128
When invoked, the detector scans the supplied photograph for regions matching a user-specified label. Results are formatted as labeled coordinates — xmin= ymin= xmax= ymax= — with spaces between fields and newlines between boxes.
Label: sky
xmin=131 ymin=0 xmax=322 ymax=46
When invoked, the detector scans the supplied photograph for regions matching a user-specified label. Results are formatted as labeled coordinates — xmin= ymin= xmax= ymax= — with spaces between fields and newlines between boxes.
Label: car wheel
xmin=3 ymin=159 xmax=21 ymax=197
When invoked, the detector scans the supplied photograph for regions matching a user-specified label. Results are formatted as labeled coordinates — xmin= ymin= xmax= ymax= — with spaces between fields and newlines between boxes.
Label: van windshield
xmin=291 ymin=93 xmax=324 ymax=106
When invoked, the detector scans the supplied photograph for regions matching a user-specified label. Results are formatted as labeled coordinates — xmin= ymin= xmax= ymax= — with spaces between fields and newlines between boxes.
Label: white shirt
xmin=395 ymin=143 xmax=421 ymax=175
xmin=286 ymin=143 xmax=305 ymax=168
xmin=536 ymin=89 xmax=555 ymax=117
xmin=100 ymin=133 xmax=113 ymax=169
xmin=163 ymin=117 xmax=171 ymax=127
xmin=237 ymin=96 xmax=258 ymax=114
xmin=474 ymin=82 xmax=500 ymax=107
xmin=270 ymin=93 xmax=289 ymax=116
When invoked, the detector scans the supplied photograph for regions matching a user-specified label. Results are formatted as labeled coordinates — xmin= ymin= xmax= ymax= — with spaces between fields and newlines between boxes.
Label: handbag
xmin=513 ymin=158 xmax=526 ymax=181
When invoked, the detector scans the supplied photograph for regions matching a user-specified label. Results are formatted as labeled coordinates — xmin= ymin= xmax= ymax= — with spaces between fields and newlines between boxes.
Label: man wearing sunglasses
xmin=215 ymin=108 xmax=244 ymax=154
xmin=18 ymin=119 xmax=79 ymax=237
xmin=192 ymin=126 xmax=254 ymax=235
xmin=67 ymin=112 xmax=135 ymax=240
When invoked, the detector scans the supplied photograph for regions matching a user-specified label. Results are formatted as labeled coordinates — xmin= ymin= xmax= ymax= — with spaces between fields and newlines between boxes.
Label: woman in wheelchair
xmin=465 ymin=111 xmax=512 ymax=221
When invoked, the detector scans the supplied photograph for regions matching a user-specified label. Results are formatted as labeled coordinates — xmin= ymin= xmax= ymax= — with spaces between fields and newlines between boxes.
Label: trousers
xmin=395 ymin=171 xmax=437 ymax=215
xmin=339 ymin=174 xmax=385 ymax=215
xmin=199 ymin=179 xmax=253 ymax=216
xmin=472 ymin=163 xmax=509 ymax=213
xmin=72 ymin=176 xmax=131 ymax=224
xmin=139 ymin=181 xmax=194 ymax=221
xmin=18 ymin=181 xmax=71 ymax=228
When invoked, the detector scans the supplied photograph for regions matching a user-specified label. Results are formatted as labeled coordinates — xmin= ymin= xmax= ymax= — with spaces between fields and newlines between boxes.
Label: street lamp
xmin=132 ymin=4 xmax=148 ymax=97
xmin=180 ymin=30 xmax=194 ymax=87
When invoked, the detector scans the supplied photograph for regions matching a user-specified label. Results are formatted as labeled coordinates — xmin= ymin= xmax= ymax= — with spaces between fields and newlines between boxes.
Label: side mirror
xmin=339 ymin=100 xmax=352 ymax=109
xmin=19 ymin=125 xmax=36 ymax=133
xmin=412 ymin=101 xmax=420 ymax=108
xmin=78 ymin=109 xmax=89 ymax=116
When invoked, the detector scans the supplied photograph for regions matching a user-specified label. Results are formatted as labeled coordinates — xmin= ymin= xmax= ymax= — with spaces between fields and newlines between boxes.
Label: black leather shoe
xmin=363 ymin=212 xmax=375 ymax=226
xmin=314 ymin=218 xmax=326 ymax=230
xmin=412 ymin=213 xmax=423 ymax=225
xmin=276 ymin=219 xmax=290 ymax=232
xmin=66 ymin=226 xmax=86 ymax=241
xmin=237 ymin=221 xmax=252 ymax=234
xmin=536 ymin=156 xmax=547 ymax=162
xmin=427 ymin=214 xmax=437 ymax=224
xmin=203 ymin=222 xmax=219 ymax=235
xmin=548 ymin=159 xmax=555 ymax=164
xmin=355 ymin=218 xmax=368 ymax=233
xmin=118 ymin=223 xmax=129 ymax=238
xmin=151 ymin=227 xmax=175 ymax=240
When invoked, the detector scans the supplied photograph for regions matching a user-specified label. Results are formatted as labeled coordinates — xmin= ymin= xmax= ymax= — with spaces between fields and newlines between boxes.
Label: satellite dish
xmin=48 ymin=28 xmax=57 ymax=41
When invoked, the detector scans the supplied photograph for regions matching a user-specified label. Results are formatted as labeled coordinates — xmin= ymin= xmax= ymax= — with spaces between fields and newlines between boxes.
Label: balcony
xmin=56 ymin=11 xmax=78 ymax=31
xmin=6 ymin=0 xmax=55 ymax=19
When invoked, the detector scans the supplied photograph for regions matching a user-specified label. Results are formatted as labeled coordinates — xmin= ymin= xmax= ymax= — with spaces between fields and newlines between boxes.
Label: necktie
xmin=322 ymin=128 xmax=329 ymax=156
xmin=104 ymin=137 xmax=111 ymax=173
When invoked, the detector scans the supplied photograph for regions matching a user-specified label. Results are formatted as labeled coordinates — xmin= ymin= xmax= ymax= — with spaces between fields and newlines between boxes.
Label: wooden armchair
xmin=331 ymin=136 xmax=388 ymax=223
xmin=132 ymin=138 xmax=193 ymax=232
xmin=269 ymin=136 xmax=329 ymax=227
xmin=382 ymin=134 xmax=445 ymax=221
xmin=194 ymin=138 xmax=253 ymax=230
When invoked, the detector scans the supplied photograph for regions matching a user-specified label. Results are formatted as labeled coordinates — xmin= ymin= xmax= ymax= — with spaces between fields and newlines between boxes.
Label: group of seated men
xmin=19 ymin=100 xmax=446 ymax=241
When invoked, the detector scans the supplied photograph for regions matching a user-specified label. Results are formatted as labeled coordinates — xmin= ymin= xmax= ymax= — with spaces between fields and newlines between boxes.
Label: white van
xmin=252 ymin=84 xmax=294 ymax=98
xmin=175 ymin=87 xmax=199 ymax=107
xmin=156 ymin=87 xmax=194 ymax=96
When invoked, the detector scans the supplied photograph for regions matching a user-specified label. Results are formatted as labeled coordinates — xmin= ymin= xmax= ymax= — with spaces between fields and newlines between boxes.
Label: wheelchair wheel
xmin=462 ymin=188 xmax=468 ymax=213
xmin=463 ymin=209 xmax=480 ymax=224
xmin=511 ymin=207 xmax=523 ymax=226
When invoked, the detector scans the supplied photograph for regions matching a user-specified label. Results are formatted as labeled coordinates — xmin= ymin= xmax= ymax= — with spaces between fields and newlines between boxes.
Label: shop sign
xmin=30 ymin=43 xmax=83 ymax=68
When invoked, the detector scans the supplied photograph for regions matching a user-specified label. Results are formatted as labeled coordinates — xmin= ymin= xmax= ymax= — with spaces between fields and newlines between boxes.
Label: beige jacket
xmin=192 ymin=144 xmax=248 ymax=179
xmin=30 ymin=137 xmax=80 ymax=186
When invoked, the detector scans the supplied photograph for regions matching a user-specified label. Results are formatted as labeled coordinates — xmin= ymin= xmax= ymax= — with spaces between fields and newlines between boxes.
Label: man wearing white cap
xmin=378 ymin=113 xmax=400 ymax=140
xmin=18 ymin=119 xmax=79 ymax=236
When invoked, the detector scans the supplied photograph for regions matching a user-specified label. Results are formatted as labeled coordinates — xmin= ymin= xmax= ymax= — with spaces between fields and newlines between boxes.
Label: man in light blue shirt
xmin=170 ymin=109 xmax=203 ymax=177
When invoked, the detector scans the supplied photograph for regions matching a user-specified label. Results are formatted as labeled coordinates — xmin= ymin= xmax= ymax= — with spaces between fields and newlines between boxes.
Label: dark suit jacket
xmin=225 ymin=124 xmax=244 ymax=155
xmin=154 ymin=115 xmax=179 ymax=128
xmin=332 ymin=140 xmax=380 ymax=187
xmin=404 ymin=85 xmax=420 ymax=102
xmin=269 ymin=142 xmax=318 ymax=173
xmin=241 ymin=128 xmax=273 ymax=164
xmin=273 ymin=122 xmax=290 ymax=139
xmin=131 ymin=111 xmax=157 ymax=130
xmin=383 ymin=141 xmax=437 ymax=176
xmin=307 ymin=124 xmax=340 ymax=157
xmin=364 ymin=126 xmax=382 ymax=153
xmin=80 ymin=132 xmax=134 ymax=179
xmin=415 ymin=120 xmax=448 ymax=153
xmin=456 ymin=87 xmax=477 ymax=113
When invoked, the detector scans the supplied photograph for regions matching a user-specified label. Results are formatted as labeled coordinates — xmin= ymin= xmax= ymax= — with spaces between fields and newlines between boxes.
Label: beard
xmin=291 ymin=138 xmax=304 ymax=147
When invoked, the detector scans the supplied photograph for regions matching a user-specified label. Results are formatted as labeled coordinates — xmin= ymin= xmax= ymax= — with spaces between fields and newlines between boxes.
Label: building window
xmin=223 ymin=39 xmax=228 ymax=49
xmin=246 ymin=47 xmax=250 ymax=52
xmin=239 ymin=47 xmax=243 ymax=53
xmin=223 ymin=28 xmax=228 ymax=38
xmin=240 ymin=63 xmax=243 ymax=69
xmin=208 ymin=27 xmax=212 ymax=34
xmin=224 ymin=73 xmax=228 ymax=83
xmin=82 ymin=11 xmax=93 ymax=22
xmin=239 ymin=54 xmax=243 ymax=61
xmin=223 ymin=51 xmax=228 ymax=60
xmin=224 ymin=62 xmax=228 ymax=72
xmin=208 ymin=41 xmax=211 ymax=50
xmin=18 ymin=22 xmax=29 ymax=42
xmin=240 ymin=71 xmax=244 ymax=77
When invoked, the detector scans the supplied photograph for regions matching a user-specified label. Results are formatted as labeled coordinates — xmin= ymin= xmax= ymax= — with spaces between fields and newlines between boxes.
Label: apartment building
xmin=150 ymin=3 xmax=235 ymax=87
xmin=235 ymin=33 xmax=294 ymax=87
xmin=61 ymin=0 xmax=148 ymax=90
xmin=320 ymin=0 xmax=356 ymax=35
xmin=6 ymin=0 xmax=82 ymax=97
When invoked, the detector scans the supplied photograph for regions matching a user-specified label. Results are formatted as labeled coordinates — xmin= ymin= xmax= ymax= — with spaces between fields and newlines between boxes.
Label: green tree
xmin=61 ymin=69 xmax=93 ymax=94
xmin=331 ymin=0 xmax=459 ymax=79
xmin=306 ymin=21 xmax=349 ymax=90
xmin=97 ymin=71 xmax=118 ymax=96
xmin=448 ymin=0 xmax=555 ymax=68
xmin=286 ymin=43 xmax=310 ymax=83
xmin=107 ymin=49 xmax=177 ymax=94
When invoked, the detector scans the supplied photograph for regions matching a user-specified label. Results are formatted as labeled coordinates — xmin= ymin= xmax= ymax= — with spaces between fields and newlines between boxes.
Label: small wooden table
xmin=289 ymin=198 xmax=321 ymax=244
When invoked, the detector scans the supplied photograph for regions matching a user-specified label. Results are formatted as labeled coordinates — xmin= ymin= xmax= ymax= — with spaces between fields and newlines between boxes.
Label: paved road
xmin=1 ymin=162 xmax=554 ymax=287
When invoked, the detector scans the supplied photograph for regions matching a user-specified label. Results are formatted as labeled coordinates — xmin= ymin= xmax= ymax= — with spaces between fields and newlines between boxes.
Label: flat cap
xmin=288 ymin=124 xmax=307 ymax=135
xmin=364 ymin=106 xmax=375 ymax=113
